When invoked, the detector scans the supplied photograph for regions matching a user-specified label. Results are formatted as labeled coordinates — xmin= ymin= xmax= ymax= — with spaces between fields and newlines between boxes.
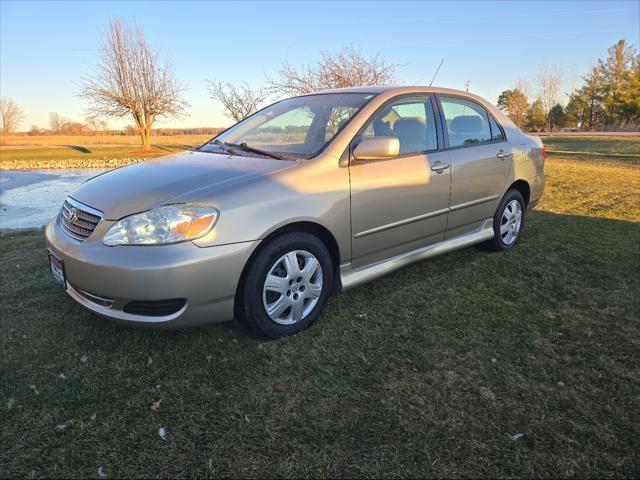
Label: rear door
xmin=437 ymin=96 xmax=512 ymax=239
xmin=349 ymin=95 xmax=452 ymax=268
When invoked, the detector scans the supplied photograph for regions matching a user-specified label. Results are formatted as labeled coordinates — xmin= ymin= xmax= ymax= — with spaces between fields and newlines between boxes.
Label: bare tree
xmin=79 ymin=18 xmax=189 ymax=151
xmin=207 ymin=81 xmax=267 ymax=122
xmin=1 ymin=98 xmax=25 ymax=135
xmin=513 ymin=78 xmax=531 ymax=99
xmin=49 ymin=112 xmax=68 ymax=132
xmin=85 ymin=115 xmax=109 ymax=132
xmin=536 ymin=63 xmax=563 ymax=129
xmin=267 ymin=45 xmax=398 ymax=97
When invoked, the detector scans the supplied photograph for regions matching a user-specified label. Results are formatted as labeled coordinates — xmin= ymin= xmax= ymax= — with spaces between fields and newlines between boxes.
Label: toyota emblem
xmin=69 ymin=207 xmax=79 ymax=224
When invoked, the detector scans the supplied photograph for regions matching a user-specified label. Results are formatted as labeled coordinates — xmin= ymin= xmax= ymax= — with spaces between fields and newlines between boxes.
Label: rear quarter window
xmin=489 ymin=115 xmax=506 ymax=142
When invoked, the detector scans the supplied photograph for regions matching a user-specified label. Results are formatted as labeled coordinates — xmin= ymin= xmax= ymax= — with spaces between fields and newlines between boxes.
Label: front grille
xmin=123 ymin=299 xmax=186 ymax=317
xmin=60 ymin=198 xmax=103 ymax=240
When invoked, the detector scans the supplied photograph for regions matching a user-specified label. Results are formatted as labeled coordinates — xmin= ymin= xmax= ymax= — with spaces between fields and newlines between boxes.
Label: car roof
xmin=312 ymin=85 xmax=472 ymax=96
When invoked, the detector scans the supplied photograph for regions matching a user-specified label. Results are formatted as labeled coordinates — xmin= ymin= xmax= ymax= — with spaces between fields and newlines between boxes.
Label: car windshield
xmin=199 ymin=93 xmax=377 ymax=160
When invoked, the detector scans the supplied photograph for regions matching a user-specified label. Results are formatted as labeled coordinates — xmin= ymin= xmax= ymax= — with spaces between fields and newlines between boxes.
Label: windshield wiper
xmin=220 ymin=142 xmax=284 ymax=160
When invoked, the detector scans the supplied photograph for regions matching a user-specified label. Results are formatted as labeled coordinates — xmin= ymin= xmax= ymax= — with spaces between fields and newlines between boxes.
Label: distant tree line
xmin=23 ymin=116 xmax=221 ymax=137
xmin=497 ymin=40 xmax=639 ymax=132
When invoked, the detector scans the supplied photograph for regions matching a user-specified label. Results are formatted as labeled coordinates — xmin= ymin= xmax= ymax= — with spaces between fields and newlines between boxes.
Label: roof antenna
xmin=429 ymin=58 xmax=444 ymax=87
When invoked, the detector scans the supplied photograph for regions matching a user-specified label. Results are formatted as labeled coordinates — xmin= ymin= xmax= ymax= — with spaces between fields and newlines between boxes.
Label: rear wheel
xmin=236 ymin=231 xmax=333 ymax=338
xmin=486 ymin=189 xmax=525 ymax=251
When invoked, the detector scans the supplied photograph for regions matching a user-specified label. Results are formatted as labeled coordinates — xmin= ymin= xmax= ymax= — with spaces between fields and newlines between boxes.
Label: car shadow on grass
xmin=61 ymin=145 xmax=92 ymax=154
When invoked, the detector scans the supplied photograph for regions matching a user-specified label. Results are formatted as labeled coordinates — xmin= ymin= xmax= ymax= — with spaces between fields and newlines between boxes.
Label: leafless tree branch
xmin=207 ymin=81 xmax=267 ymax=122
xmin=266 ymin=45 xmax=398 ymax=97
xmin=1 ymin=98 xmax=25 ymax=135
xmin=536 ymin=63 xmax=563 ymax=128
xmin=78 ymin=18 xmax=189 ymax=150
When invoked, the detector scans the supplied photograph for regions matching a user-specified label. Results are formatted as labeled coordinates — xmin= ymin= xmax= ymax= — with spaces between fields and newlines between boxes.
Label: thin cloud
xmin=389 ymin=28 xmax=637 ymax=47
xmin=339 ymin=7 xmax=639 ymax=24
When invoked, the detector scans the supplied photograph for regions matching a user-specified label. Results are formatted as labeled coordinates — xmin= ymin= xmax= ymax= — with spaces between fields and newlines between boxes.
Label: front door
xmin=438 ymin=96 xmax=512 ymax=239
xmin=349 ymin=96 xmax=452 ymax=269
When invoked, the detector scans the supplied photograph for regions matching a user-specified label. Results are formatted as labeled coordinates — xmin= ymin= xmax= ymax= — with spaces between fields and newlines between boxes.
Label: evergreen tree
xmin=599 ymin=39 xmax=637 ymax=127
xmin=526 ymin=99 xmax=547 ymax=131
xmin=548 ymin=104 xmax=567 ymax=130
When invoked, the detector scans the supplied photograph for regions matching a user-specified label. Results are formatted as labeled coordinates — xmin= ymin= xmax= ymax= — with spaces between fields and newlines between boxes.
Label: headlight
xmin=103 ymin=204 xmax=219 ymax=246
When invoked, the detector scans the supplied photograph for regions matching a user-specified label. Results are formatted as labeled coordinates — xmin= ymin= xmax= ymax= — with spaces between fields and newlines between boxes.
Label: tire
xmin=485 ymin=189 xmax=526 ymax=252
xmin=236 ymin=231 xmax=334 ymax=339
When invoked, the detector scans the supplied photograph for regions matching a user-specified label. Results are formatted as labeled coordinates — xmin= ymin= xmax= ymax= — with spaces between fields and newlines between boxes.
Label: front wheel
xmin=486 ymin=189 xmax=525 ymax=252
xmin=236 ymin=231 xmax=333 ymax=338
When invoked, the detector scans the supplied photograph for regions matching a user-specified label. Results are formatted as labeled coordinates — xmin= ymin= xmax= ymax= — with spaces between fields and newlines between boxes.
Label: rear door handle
xmin=431 ymin=161 xmax=450 ymax=172
xmin=497 ymin=150 xmax=511 ymax=160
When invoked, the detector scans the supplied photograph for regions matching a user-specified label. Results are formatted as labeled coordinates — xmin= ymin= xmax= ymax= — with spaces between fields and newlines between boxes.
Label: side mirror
xmin=352 ymin=137 xmax=400 ymax=161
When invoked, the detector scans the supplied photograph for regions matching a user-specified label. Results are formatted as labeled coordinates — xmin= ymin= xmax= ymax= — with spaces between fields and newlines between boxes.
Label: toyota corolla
xmin=46 ymin=86 xmax=545 ymax=338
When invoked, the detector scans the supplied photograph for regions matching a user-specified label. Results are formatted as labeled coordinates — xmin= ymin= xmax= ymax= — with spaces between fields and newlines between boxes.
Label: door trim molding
xmin=449 ymin=194 xmax=499 ymax=212
xmin=353 ymin=207 xmax=450 ymax=239
xmin=341 ymin=219 xmax=494 ymax=290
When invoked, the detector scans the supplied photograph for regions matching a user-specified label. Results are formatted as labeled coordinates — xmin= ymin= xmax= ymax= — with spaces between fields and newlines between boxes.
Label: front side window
xmin=361 ymin=97 xmax=438 ymax=155
xmin=440 ymin=97 xmax=492 ymax=147
xmin=199 ymin=93 xmax=375 ymax=159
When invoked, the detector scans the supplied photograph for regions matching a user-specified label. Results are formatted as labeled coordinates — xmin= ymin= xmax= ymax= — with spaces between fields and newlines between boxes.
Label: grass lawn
xmin=1 ymin=140 xmax=639 ymax=478
xmin=541 ymin=135 xmax=640 ymax=164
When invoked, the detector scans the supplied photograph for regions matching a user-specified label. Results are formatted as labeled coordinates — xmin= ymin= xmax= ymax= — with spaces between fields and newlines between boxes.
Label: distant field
xmin=541 ymin=135 xmax=640 ymax=164
xmin=0 ymin=134 xmax=215 ymax=147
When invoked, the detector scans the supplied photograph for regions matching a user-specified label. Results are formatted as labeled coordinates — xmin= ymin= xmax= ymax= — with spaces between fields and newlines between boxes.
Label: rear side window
xmin=440 ymin=97 xmax=492 ymax=147
xmin=489 ymin=115 xmax=506 ymax=141
xmin=362 ymin=97 xmax=437 ymax=154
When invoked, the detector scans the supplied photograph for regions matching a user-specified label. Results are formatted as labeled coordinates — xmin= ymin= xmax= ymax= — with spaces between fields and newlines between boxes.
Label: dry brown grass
xmin=540 ymin=158 xmax=640 ymax=222
xmin=0 ymin=134 xmax=214 ymax=147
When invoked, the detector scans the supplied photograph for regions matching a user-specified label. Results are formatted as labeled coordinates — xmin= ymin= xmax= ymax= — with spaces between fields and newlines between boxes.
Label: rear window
xmin=440 ymin=97 xmax=492 ymax=147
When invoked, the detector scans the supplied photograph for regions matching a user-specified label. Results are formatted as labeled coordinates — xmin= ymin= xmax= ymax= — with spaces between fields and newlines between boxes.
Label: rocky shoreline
xmin=0 ymin=157 xmax=143 ymax=170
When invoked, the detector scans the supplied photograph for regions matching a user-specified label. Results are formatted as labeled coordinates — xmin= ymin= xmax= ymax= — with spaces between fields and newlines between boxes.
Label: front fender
xmin=192 ymin=155 xmax=352 ymax=263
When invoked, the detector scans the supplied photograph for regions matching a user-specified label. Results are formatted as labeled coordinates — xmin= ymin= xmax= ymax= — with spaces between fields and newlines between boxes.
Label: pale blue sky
xmin=1 ymin=0 xmax=638 ymax=130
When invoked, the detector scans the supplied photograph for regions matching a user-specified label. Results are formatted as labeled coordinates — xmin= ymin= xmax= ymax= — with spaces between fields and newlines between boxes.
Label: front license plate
xmin=48 ymin=251 xmax=66 ymax=289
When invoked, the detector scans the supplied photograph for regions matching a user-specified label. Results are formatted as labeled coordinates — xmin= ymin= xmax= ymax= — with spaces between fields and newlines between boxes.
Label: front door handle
xmin=497 ymin=150 xmax=511 ymax=160
xmin=431 ymin=161 xmax=450 ymax=172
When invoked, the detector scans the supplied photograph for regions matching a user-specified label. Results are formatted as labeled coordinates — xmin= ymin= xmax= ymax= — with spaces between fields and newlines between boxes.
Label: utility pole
xmin=465 ymin=80 xmax=470 ymax=92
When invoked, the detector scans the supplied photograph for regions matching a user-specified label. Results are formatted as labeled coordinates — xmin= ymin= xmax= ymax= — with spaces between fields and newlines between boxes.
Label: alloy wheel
xmin=262 ymin=250 xmax=323 ymax=325
xmin=500 ymin=199 xmax=523 ymax=245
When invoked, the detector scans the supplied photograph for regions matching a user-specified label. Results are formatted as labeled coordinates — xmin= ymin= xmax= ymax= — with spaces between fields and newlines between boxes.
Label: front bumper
xmin=45 ymin=218 xmax=259 ymax=328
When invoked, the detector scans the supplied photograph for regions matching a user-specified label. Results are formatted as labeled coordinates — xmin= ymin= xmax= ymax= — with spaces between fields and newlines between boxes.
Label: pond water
xmin=0 ymin=170 xmax=107 ymax=230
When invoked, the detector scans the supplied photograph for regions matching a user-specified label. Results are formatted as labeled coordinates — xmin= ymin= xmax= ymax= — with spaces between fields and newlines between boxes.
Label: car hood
xmin=71 ymin=151 xmax=296 ymax=219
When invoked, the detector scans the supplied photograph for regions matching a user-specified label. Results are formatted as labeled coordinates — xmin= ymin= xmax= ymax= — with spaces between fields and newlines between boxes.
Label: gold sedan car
xmin=46 ymin=86 xmax=546 ymax=338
